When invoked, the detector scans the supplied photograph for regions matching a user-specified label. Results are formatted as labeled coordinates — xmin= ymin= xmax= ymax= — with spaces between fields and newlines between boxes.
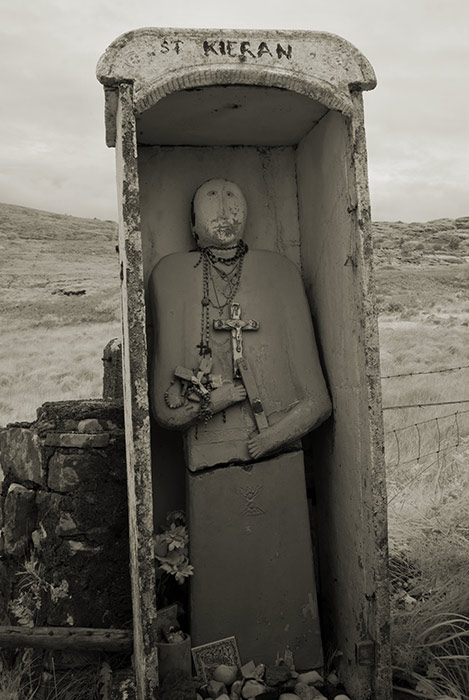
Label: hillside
xmin=1 ymin=201 xmax=469 ymax=426
xmin=374 ymin=216 xmax=469 ymax=267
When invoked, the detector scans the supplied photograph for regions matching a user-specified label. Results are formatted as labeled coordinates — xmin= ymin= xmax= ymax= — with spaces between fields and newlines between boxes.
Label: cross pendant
xmin=213 ymin=302 xmax=260 ymax=378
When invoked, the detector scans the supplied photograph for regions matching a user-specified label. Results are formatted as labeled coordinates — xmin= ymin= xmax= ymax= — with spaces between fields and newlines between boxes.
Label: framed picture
xmin=191 ymin=636 xmax=241 ymax=682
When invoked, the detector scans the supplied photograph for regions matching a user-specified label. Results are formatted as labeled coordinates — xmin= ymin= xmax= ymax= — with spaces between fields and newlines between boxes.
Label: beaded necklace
xmin=194 ymin=239 xmax=248 ymax=358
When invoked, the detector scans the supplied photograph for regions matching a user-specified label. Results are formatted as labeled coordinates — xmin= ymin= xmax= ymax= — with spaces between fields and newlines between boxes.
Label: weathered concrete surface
xmin=296 ymin=101 xmax=391 ymax=697
xmin=97 ymin=28 xmax=376 ymax=147
xmin=115 ymin=83 xmax=159 ymax=698
xmin=97 ymin=26 xmax=390 ymax=700
xmin=188 ymin=452 xmax=322 ymax=669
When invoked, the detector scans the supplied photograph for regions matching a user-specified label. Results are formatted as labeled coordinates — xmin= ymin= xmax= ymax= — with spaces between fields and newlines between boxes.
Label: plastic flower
xmin=153 ymin=513 xmax=193 ymax=587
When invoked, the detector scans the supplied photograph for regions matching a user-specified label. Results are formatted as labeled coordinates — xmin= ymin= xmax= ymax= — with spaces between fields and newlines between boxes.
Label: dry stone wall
xmin=0 ymin=399 xmax=131 ymax=630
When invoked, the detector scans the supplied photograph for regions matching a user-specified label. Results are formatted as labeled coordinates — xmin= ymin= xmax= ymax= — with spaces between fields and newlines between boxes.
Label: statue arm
xmin=247 ymin=394 xmax=331 ymax=459
xmin=247 ymin=259 xmax=332 ymax=459
xmin=149 ymin=262 xmax=246 ymax=431
xmin=151 ymin=380 xmax=246 ymax=431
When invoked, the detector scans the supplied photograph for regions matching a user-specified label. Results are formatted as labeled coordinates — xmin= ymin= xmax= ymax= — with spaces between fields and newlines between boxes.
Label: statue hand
xmin=230 ymin=382 xmax=247 ymax=402
xmin=247 ymin=429 xmax=276 ymax=460
xmin=210 ymin=381 xmax=246 ymax=413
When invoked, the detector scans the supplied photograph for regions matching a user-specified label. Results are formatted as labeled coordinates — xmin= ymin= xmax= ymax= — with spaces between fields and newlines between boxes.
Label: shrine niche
xmin=97 ymin=28 xmax=391 ymax=700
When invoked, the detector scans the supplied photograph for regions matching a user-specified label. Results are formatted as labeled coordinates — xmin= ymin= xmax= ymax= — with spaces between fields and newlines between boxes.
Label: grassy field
xmin=1 ymin=202 xmax=469 ymax=697
xmin=0 ymin=203 xmax=121 ymax=424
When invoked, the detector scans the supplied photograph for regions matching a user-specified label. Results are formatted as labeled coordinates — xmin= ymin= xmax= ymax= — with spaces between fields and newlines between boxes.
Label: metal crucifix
xmin=213 ymin=302 xmax=268 ymax=431
xmin=213 ymin=302 xmax=259 ymax=379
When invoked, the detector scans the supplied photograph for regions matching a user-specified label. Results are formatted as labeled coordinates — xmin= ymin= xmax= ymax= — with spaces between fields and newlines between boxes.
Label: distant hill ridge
xmin=0 ymin=202 xmax=117 ymax=242
xmin=1 ymin=201 xmax=469 ymax=267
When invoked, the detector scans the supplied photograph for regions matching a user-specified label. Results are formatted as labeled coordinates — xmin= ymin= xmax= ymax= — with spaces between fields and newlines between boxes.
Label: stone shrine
xmin=97 ymin=27 xmax=392 ymax=700
xmin=150 ymin=178 xmax=331 ymax=666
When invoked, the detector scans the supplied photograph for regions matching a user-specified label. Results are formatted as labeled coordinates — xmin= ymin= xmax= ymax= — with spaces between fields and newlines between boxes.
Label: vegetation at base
xmin=1 ymin=202 xmax=469 ymax=698
xmin=0 ymin=649 xmax=116 ymax=699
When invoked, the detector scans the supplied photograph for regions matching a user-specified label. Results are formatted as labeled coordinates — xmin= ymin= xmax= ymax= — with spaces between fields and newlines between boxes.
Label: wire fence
xmin=381 ymin=364 xmax=469 ymax=380
xmin=384 ymin=409 xmax=469 ymax=467
xmin=380 ymin=363 xmax=469 ymax=466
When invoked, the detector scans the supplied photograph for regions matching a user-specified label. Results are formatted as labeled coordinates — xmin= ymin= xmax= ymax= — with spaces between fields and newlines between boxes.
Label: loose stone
xmin=265 ymin=665 xmax=291 ymax=687
xmin=334 ymin=696 xmax=351 ymax=700
xmin=297 ymin=672 xmax=323 ymax=686
xmin=242 ymin=680 xmax=266 ymax=698
xmin=213 ymin=664 xmax=238 ymax=686
xmin=254 ymin=664 xmax=265 ymax=680
xmin=231 ymin=679 xmax=243 ymax=700
xmin=294 ymin=683 xmax=317 ymax=700
xmin=77 ymin=418 xmax=104 ymax=433
xmin=208 ymin=680 xmax=228 ymax=698
xmin=326 ymin=673 xmax=338 ymax=686
xmin=241 ymin=661 xmax=257 ymax=679
xmin=278 ymin=694 xmax=300 ymax=700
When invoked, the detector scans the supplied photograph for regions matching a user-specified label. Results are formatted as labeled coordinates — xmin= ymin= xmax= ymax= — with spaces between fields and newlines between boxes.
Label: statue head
xmin=191 ymin=179 xmax=247 ymax=248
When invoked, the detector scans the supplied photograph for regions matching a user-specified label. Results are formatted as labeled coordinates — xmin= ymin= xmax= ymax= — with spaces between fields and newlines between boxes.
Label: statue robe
xmin=150 ymin=249 xmax=331 ymax=669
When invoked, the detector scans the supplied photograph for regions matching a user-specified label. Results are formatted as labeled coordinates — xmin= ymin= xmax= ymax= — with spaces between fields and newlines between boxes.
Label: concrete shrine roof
xmin=97 ymin=28 xmax=376 ymax=147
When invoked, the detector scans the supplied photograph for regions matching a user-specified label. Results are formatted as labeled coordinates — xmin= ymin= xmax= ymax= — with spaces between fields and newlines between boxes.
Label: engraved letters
xmin=159 ymin=37 xmax=292 ymax=59
xmin=200 ymin=39 xmax=292 ymax=59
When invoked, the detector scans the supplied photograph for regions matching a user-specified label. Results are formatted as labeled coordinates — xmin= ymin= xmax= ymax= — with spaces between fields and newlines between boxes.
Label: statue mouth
xmin=213 ymin=223 xmax=236 ymax=236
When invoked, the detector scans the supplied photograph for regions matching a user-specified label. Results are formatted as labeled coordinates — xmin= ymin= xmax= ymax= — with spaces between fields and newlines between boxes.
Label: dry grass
xmin=0 ymin=323 xmax=119 ymax=425
xmin=376 ymin=251 xmax=469 ymax=698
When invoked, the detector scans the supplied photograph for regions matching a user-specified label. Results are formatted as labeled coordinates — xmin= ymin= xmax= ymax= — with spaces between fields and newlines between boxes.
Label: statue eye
xmin=226 ymin=191 xmax=233 ymax=197
xmin=207 ymin=190 xmax=216 ymax=196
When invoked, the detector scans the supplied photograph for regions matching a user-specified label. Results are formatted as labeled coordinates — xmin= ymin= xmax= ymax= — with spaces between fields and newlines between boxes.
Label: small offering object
xmin=195 ymin=648 xmax=347 ymax=700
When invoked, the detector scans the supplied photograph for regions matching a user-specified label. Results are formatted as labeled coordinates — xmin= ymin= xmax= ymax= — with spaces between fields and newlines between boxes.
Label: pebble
xmin=207 ymin=679 xmax=227 ymax=698
xmin=334 ymin=696 xmax=351 ymax=700
xmin=241 ymin=661 xmax=257 ymax=679
xmin=213 ymin=665 xmax=238 ymax=686
xmin=254 ymin=664 xmax=265 ymax=680
xmin=297 ymin=671 xmax=324 ymax=686
xmin=294 ymin=682 xmax=317 ymax=700
xmin=278 ymin=694 xmax=301 ymax=700
xmin=326 ymin=672 xmax=338 ymax=686
xmin=242 ymin=679 xmax=266 ymax=698
xmin=265 ymin=664 xmax=292 ymax=687
xmin=231 ymin=680 xmax=243 ymax=700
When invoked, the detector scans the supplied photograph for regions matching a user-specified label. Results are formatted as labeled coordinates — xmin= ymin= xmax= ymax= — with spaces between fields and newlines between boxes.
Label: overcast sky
xmin=1 ymin=0 xmax=468 ymax=223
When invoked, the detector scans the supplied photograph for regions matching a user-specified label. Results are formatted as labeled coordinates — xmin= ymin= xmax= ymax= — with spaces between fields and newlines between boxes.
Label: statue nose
xmin=219 ymin=195 xmax=229 ymax=218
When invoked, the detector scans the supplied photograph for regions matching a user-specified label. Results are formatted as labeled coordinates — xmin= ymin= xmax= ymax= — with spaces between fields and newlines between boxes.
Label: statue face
xmin=192 ymin=179 xmax=247 ymax=248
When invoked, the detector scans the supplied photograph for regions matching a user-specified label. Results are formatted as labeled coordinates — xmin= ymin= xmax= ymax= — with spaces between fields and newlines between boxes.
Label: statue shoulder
xmin=250 ymin=249 xmax=303 ymax=282
xmin=149 ymin=251 xmax=198 ymax=288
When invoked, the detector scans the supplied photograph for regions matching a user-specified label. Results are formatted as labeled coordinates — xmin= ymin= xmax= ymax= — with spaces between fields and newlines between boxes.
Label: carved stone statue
xmin=150 ymin=179 xmax=331 ymax=668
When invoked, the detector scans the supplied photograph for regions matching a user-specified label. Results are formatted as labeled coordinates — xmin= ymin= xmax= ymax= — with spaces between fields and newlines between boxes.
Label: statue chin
xmin=196 ymin=227 xmax=241 ymax=249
